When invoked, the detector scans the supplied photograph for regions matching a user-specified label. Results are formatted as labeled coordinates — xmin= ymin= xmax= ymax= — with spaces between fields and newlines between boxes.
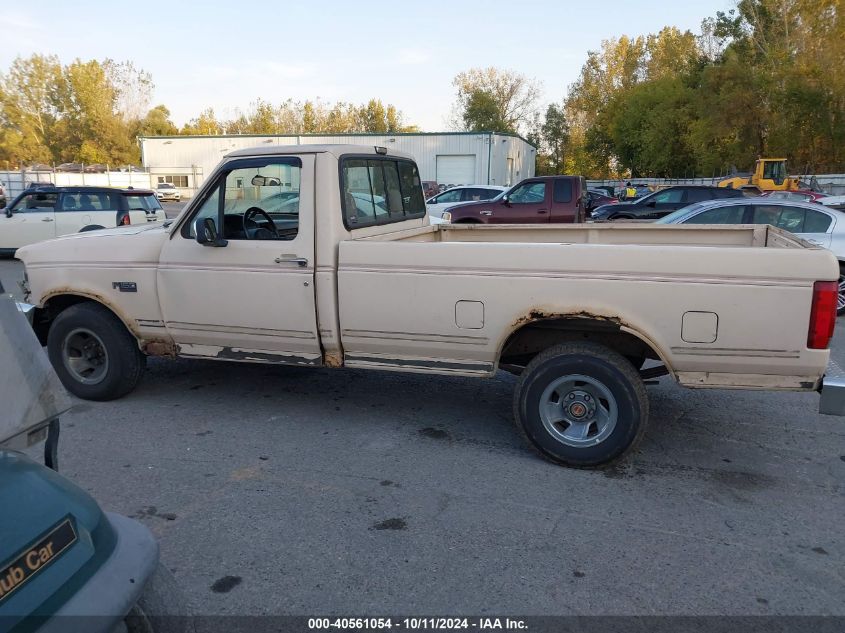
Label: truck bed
xmin=363 ymin=222 xmax=807 ymax=249
xmin=337 ymin=222 xmax=837 ymax=386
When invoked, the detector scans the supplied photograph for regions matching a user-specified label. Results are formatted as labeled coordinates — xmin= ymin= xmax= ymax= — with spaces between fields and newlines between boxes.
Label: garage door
xmin=436 ymin=155 xmax=476 ymax=187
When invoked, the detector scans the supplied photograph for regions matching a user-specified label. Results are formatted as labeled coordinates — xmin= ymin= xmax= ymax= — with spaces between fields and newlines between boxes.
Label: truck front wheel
xmin=47 ymin=302 xmax=146 ymax=401
xmin=513 ymin=342 xmax=648 ymax=467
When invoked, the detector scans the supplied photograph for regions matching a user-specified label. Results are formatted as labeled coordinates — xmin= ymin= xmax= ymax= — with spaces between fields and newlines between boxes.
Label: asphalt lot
xmin=1 ymin=256 xmax=844 ymax=619
xmin=161 ymin=201 xmax=186 ymax=219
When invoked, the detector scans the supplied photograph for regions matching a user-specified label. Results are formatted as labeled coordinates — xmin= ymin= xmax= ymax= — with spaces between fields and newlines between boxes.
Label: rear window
xmin=684 ymin=205 xmax=746 ymax=224
xmin=714 ymin=188 xmax=745 ymax=198
xmin=553 ymin=179 xmax=572 ymax=203
xmin=341 ymin=157 xmax=426 ymax=228
xmin=60 ymin=192 xmax=119 ymax=211
xmin=685 ymin=188 xmax=712 ymax=203
xmin=805 ymin=209 xmax=833 ymax=233
xmin=124 ymin=194 xmax=162 ymax=211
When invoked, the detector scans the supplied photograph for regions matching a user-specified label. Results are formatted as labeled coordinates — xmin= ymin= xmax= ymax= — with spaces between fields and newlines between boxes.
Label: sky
xmin=0 ymin=0 xmax=733 ymax=131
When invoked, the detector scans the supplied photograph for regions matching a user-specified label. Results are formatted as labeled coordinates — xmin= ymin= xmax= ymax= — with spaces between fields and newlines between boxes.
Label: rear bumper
xmin=38 ymin=512 xmax=159 ymax=633
xmin=819 ymin=360 xmax=845 ymax=415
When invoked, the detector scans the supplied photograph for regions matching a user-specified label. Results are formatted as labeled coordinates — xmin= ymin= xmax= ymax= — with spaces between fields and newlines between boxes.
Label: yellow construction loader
xmin=718 ymin=158 xmax=801 ymax=191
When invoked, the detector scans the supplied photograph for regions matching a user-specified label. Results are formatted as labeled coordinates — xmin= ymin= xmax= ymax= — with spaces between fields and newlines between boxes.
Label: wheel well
xmin=33 ymin=295 xmax=124 ymax=345
xmin=499 ymin=316 xmax=664 ymax=370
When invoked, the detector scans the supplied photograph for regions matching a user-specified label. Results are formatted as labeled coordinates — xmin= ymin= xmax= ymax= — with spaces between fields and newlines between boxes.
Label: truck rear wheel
xmin=47 ymin=302 xmax=145 ymax=401
xmin=513 ymin=342 xmax=648 ymax=467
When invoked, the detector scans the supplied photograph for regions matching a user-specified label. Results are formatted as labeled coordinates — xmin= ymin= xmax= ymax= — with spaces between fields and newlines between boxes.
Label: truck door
xmin=549 ymin=178 xmax=580 ymax=223
xmin=0 ymin=192 xmax=57 ymax=251
xmin=491 ymin=180 xmax=549 ymax=223
xmin=158 ymin=154 xmax=322 ymax=366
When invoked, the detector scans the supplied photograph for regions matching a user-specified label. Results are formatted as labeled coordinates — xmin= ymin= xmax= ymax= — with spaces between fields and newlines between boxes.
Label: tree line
xmin=453 ymin=0 xmax=845 ymax=178
xmin=0 ymin=55 xmax=417 ymax=168
xmin=3 ymin=0 xmax=841 ymax=177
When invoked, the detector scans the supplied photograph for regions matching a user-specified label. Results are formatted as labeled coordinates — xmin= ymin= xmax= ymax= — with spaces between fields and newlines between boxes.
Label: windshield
xmin=158 ymin=183 xmax=175 ymax=189
xmin=656 ymin=202 xmax=708 ymax=223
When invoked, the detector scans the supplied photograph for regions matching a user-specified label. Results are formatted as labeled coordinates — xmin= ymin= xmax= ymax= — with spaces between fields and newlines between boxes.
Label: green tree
xmin=137 ymin=104 xmax=178 ymax=136
xmin=181 ymin=108 xmax=221 ymax=135
xmin=452 ymin=67 xmax=541 ymax=133
xmin=0 ymin=54 xmax=64 ymax=165
xmin=59 ymin=59 xmax=136 ymax=164
xmin=536 ymin=103 xmax=569 ymax=175
xmin=462 ymin=90 xmax=512 ymax=132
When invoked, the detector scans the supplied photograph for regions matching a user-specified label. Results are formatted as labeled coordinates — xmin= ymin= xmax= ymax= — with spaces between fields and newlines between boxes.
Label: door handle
xmin=42 ymin=218 xmax=54 ymax=222
xmin=537 ymin=209 xmax=548 ymax=214
xmin=274 ymin=256 xmax=308 ymax=267
xmin=480 ymin=210 xmax=493 ymax=216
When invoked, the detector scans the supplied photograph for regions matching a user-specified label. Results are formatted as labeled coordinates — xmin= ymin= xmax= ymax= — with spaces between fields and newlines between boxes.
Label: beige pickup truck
xmin=15 ymin=145 xmax=845 ymax=467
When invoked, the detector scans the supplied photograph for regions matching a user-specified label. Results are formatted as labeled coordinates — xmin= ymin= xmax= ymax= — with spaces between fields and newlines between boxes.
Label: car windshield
xmin=655 ymin=202 xmax=709 ymax=223
xmin=124 ymin=194 xmax=162 ymax=211
xmin=158 ymin=183 xmax=175 ymax=189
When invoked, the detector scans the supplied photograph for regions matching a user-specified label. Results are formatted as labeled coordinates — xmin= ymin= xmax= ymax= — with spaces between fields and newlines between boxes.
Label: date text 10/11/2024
xmin=307 ymin=618 xmax=528 ymax=630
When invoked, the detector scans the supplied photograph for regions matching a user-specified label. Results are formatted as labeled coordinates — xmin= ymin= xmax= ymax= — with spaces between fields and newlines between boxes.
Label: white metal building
xmin=139 ymin=132 xmax=536 ymax=197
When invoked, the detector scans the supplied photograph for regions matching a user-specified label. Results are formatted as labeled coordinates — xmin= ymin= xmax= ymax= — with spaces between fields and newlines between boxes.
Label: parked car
xmin=155 ymin=182 xmax=182 ymax=202
xmin=442 ymin=176 xmax=588 ymax=224
xmin=18 ymin=145 xmax=843 ymax=470
xmin=591 ymin=185 xmax=745 ymax=221
xmin=821 ymin=195 xmax=845 ymax=210
xmin=421 ymin=180 xmax=439 ymax=199
xmin=0 ymin=186 xmax=165 ymax=255
xmin=761 ymin=190 xmax=828 ymax=203
xmin=585 ymin=188 xmax=618 ymax=214
xmin=657 ymin=197 xmax=845 ymax=314
xmin=426 ymin=185 xmax=508 ymax=220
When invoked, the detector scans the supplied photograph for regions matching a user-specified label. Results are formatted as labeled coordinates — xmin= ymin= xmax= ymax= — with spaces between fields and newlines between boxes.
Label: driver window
xmin=10 ymin=192 xmax=58 ymax=213
xmin=653 ymin=189 xmax=684 ymax=203
xmin=509 ymin=182 xmax=546 ymax=204
xmin=190 ymin=160 xmax=301 ymax=241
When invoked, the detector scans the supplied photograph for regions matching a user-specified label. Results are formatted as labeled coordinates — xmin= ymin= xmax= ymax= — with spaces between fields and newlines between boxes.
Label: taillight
xmin=121 ymin=214 xmax=131 ymax=226
xmin=808 ymin=280 xmax=837 ymax=349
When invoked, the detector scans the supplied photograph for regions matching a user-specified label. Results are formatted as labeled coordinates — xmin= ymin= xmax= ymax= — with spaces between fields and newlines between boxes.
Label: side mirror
xmin=502 ymin=194 xmax=511 ymax=206
xmin=251 ymin=175 xmax=281 ymax=187
xmin=646 ymin=201 xmax=657 ymax=208
xmin=195 ymin=217 xmax=227 ymax=247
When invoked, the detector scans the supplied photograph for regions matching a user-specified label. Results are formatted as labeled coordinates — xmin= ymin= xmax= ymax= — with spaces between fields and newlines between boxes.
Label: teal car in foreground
xmin=0 ymin=288 xmax=189 ymax=633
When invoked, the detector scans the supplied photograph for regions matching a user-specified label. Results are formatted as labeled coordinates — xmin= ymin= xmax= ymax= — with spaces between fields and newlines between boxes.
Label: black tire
xmin=625 ymin=355 xmax=647 ymax=370
xmin=838 ymin=267 xmax=845 ymax=317
xmin=47 ymin=302 xmax=145 ymax=400
xmin=513 ymin=342 xmax=648 ymax=467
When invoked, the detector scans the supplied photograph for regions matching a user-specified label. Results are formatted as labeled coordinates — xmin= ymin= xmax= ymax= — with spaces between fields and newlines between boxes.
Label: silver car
xmin=658 ymin=197 xmax=845 ymax=314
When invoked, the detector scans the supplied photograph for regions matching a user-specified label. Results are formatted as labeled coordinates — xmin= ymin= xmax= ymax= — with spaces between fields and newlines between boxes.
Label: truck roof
xmin=225 ymin=144 xmax=415 ymax=161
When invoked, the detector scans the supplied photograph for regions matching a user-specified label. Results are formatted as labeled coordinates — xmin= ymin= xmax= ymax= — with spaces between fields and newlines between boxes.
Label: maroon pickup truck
xmin=442 ymin=175 xmax=587 ymax=224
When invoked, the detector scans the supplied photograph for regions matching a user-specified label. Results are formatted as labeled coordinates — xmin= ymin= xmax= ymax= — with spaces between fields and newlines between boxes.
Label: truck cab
xmin=443 ymin=175 xmax=587 ymax=224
